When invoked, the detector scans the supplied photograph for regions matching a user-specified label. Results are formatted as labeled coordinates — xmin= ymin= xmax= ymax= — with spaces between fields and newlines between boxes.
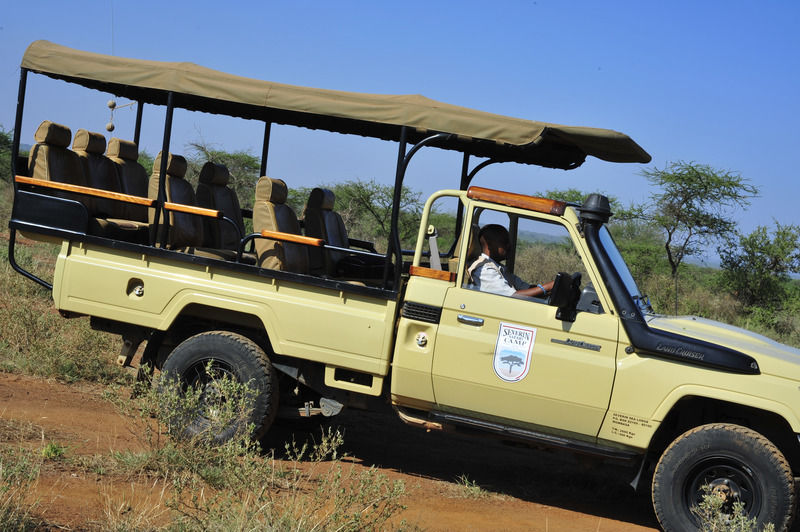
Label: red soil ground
xmin=0 ymin=372 xmax=661 ymax=531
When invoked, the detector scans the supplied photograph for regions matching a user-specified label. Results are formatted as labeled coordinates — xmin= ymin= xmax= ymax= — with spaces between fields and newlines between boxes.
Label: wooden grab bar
xmin=259 ymin=230 xmax=325 ymax=247
xmin=163 ymin=202 xmax=221 ymax=218
xmin=409 ymin=265 xmax=456 ymax=282
xmin=16 ymin=176 xmax=229 ymax=220
xmin=16 ymin=175 xmax=155 ymax=206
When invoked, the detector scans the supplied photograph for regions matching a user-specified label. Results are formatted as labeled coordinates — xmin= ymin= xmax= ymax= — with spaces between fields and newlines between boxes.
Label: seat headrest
xmin=199 ymin=162 xmax=230 ymax=186
xmin=33 ymin=120 xmax=71 ymax=147
xmin=153 ymin=151 xmax=187 ymax=178
xmin=466 ymin=223 xmax=482 ymax=261
xmin=107 ymin=138 xmax=138 ymax=161
xmin=307 ymin=188 xmax=335 ymax=210
xmin=255 ymin=176 xmax=288 ymax=204
xmin=72 ymin=129 xmax=106 ymax=154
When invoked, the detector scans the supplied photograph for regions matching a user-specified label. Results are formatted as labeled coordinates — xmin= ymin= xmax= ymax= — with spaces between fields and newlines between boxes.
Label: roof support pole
xmin=260 ymin=122 xmax=272 ymax=177
xmin=447 ymin=156 xmax=498 ymax=256
xmin=10 ymin=68 xmax=28 ymax=190
xmin=133 ymin=100 xmax=144 ymax=147
xmin=384 ymin=126 xmax=408 ymax=289
xmin=7 ymin=68 xmax=51 ymax=291
xmin=447 ymin=153 xmax=472 ymax=255
xmin=385 ymin=130 xmax=452 ymax=288
xmin=153 ymin=91 xmax=175 ymax=247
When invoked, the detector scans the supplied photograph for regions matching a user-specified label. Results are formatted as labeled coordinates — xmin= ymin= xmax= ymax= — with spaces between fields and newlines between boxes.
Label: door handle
xmin=457 ymin=314 xmax=484 ymax=326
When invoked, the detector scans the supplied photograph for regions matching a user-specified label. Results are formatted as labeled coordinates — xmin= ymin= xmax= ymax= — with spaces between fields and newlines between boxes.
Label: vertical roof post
xmin=260 ymin=122 xmax=272 ymax=177
xmin=385 ymin=126 xmax=408 ymax=289
xmin=133 ymin=100 xmax=144 ymax=148
xmin=10 ymin=68 xmax=28 ymax=191
xmin=153 ymin=91 xmax=175 ymax=247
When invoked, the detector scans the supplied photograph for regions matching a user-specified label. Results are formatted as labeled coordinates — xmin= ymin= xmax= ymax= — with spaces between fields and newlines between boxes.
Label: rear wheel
xmin=161 ymin=331 xmax=278 ymax=443
xmin=652 ymin=423 xmax=795 ymax=531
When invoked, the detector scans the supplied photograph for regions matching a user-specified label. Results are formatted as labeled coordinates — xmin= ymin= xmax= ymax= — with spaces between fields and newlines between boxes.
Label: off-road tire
xmin=161 ymin=331 xmax=278 ymax=443
xmin=652 ymin=423 xmax=795 ymax=531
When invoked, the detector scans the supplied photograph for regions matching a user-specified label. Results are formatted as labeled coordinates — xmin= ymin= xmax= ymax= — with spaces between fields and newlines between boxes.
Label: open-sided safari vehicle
xmin=9 ymin=41 xmax=800 ymax=531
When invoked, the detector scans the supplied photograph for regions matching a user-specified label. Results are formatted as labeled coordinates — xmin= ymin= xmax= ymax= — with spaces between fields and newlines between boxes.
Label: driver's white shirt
xmin=467 ymin=253 xmax=529 ymax=296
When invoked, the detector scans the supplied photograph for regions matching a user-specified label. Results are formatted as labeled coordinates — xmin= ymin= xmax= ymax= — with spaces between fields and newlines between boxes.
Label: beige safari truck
xmin=8 ymin=41 xmax=800 ymax=530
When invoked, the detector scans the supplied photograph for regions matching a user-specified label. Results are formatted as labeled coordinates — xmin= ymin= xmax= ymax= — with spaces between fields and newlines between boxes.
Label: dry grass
xmin=515 ymin=241 xmax=586 ymax=286
xmin=0 ymin=196 xmax=128 ymax=384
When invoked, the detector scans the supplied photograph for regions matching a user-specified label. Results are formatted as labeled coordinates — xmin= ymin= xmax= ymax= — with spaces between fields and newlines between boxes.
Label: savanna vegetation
xmin=2 ymin=125 xmax=800 ymax=529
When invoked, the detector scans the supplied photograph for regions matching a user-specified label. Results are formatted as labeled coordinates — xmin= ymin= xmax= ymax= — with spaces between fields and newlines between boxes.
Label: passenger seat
xmin=27 ymin=120 xmax=92 ymax=212
xmin=195 ymin=162 xmax=245 ymax=251
xmin=72 ymin=129 xmax=122 ymax=218
xmin=252 ymin=177 xmax=309 ymax=273
xmin=303 ymin=187 xmax=384 ymax=278
xmin=148 ymin=151 xmax=204 ymax=251
xmin=148 ymin=151 xmax=232 ymax=260
xmin=106 ymin=138 xmax=149 ymax=223
xmin=73 ymin=130 xmax=149 ymax=243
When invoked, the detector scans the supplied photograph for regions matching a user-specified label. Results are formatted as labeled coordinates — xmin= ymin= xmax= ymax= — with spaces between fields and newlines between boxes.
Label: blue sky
xmin=1 ymin=1 xmax=798 ymax=243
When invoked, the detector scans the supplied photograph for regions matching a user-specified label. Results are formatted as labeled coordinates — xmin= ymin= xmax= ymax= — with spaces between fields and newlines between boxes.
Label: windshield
xmin=598 ymin=226 xmax=652 ymax=314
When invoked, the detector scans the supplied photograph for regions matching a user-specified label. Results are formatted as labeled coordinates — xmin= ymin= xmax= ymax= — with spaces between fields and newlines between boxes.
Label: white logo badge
xmin=493 ymin=322 xmax=536 ymax=382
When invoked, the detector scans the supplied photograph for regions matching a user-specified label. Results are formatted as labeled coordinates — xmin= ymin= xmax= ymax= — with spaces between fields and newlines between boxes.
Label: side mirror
xmin=549 ymin=272 xmax=582 ymax=322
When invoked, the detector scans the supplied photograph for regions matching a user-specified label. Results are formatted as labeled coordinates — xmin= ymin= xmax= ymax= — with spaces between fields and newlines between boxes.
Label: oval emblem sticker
xmin=493 ymin=322 xmax=537 ymax=382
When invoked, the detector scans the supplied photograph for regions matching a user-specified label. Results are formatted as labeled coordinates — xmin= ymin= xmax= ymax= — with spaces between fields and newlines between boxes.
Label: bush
xmin=101 ymin=369 xmax=408 ymax=530
xmin=692 ymin=484 xmax=775 ymax=532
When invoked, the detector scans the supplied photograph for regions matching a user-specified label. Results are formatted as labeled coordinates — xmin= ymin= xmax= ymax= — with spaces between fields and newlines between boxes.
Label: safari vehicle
xmin=8 ymin=41 xmax=800 ymax=531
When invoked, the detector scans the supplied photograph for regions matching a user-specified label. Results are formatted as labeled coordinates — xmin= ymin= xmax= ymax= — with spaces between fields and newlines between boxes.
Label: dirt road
xmin=0 ymin=372 xmax=660 ymax=531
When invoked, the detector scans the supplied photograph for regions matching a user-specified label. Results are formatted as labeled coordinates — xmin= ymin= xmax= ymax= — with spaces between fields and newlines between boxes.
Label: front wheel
xmin=652 ymin=423 xmax=795 ymax=531
xmin=161 ymin=331 xmax=279 ymax=443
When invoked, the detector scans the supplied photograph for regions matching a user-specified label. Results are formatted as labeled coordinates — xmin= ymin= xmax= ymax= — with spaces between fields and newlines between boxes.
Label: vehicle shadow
xmin=264 ymin=407 xmax=660 ymax=530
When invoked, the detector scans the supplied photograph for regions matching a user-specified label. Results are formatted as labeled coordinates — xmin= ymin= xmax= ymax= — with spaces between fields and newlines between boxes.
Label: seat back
xmin=196 ymin=162 xmax=245 ymax=250
xmin=148 ymin=151 xmax=204 ymax=249
xmin=303 ymin=187 xmax=349 ymax=275
xmin=252 ymin=177 xmax=308 ymax=273
xmin=450 ymin=223 xmax=482 ymax=275
xmin=107 ymin=138 xmax=149 ymax=222
xmin=27 ymin=120 xmax=91 ymax=210
xmin=73 ymin=129 xmax=124 ymax=218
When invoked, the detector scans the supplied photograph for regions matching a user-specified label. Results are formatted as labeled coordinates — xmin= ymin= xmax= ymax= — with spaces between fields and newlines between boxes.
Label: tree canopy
xmin=718 ymin=223 xmax=800 ymax=308
xmin=640 ymin=161 xmax=759 ymax=278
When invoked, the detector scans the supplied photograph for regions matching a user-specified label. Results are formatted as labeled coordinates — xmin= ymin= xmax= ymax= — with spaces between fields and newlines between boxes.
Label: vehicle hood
xmin=646 ymin=315 xmax=800 ymax=378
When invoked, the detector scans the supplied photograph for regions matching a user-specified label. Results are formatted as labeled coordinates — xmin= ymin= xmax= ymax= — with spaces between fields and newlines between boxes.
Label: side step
xmin=395 ymin=406 xmax=640 ymax=463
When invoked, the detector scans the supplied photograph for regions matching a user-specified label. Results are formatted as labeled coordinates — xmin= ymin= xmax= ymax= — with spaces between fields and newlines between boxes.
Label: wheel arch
xmin=145 ymin=302 xmax=276 ymax=369
xmin=648 ymin=395 xmax=800 ymax=474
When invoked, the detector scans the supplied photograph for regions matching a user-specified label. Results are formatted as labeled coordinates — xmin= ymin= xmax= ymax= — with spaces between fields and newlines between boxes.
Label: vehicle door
xmin=431 ymin=207 xmax=620 ymax=438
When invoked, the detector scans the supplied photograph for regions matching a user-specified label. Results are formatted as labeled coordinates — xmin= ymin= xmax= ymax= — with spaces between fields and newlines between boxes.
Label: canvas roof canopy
xmin=22 ymin=40 xmax=650 ymax=169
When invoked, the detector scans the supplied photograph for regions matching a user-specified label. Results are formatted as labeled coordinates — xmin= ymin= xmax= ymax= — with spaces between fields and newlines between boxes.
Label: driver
xmin=467 ymin=224 xmax=555 ymax=298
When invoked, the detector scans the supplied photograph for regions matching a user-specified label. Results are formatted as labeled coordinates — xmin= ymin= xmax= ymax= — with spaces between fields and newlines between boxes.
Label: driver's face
xmin=482 ymin=235 xmax=509 ymax=263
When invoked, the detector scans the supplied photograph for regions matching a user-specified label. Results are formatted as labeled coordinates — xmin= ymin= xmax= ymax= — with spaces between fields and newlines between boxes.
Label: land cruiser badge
xmin=493 ymin=322 xmax=536 ymax=382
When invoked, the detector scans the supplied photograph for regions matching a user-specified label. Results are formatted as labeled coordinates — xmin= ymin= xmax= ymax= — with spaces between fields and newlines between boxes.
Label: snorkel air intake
xmin=579 ymin=193 xmax=613 ymax=225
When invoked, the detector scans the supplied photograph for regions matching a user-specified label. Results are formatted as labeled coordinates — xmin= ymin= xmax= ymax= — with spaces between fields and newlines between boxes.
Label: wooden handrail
xmin=260 ymin=230 xmax=325 ymax=247
xmin=409 ymin=265 xmax=456 ymax=282
xmin=163 ymin=202 xmax=222 ymax=218
xmin=467 ymin=186 xmax=566 ymax=216
xmin=15 ymin=175 xmax=155 ymax=206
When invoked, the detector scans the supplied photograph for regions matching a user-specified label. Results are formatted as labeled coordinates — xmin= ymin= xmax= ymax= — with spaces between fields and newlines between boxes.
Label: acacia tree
xmin=185 ymin=141 xmax=261 ymax=209
xmin=641 ymin=161 xmax=759 ymax=312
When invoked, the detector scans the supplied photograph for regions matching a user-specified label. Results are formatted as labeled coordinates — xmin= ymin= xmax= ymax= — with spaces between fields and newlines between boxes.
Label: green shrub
xmin=101 ymin=369 xmax=409 ymax=531
xmin=692 ymin=484 xmax=775 ymax=532
xmin=40 ymin=442 xmax=66 ymax=461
